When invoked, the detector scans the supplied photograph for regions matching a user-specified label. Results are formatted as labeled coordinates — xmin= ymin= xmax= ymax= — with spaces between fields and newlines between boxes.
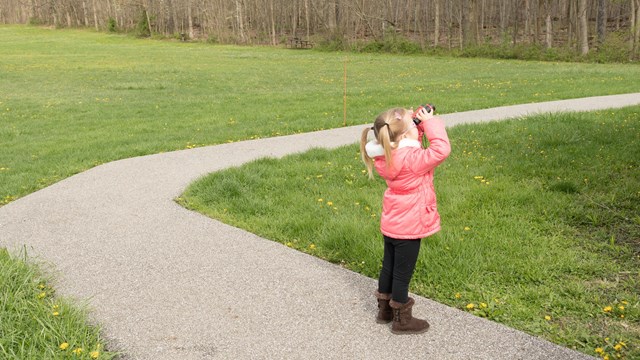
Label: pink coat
xmin=365 ymin=118 xmax=451 ymax=239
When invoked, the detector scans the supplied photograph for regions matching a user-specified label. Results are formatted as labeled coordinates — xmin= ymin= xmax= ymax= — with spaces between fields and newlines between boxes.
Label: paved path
xmin=2 ymin=93 xmax=640 ymax=359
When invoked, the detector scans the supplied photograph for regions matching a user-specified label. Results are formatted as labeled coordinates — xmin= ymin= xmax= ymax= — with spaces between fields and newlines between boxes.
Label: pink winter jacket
xmin=365 ymin=118 xmax=451 ymax=239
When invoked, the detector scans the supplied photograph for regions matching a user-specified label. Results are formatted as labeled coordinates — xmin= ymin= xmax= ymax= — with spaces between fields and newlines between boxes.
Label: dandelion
xmin=480 ymin=303 xmax=488 ymax=309
xmin=53 ymin=311 xmax=60 ymax=316
xmin=614 ymin=344 xmax=622 ymax=351
xmin=603 ymin=306 xmax=613 ymax=313
xmin=464 ymin=227 xmax=471 ymax=231
xmin=544 ymin=315 xmax=551 ymax=321
xmin=466 ymin=303 xmax=475 ymax=310
xmin=618 ymin=305 xmax=625 ymax=311
xmin=455 ymin=293 xmax=461 ymax=299
xmin=90 ymin=351 xmax=100 ymax=359
xmin=60 ymin=343 xmax=70 ymax=350
xmin=327 ymin=201 xmax=333 ymax=206
xmin=72 ymin=348 xmax=83 ymax=355
xmin=309 ymin=244 xmax=316 ymax=250
xmin=317 ymin=198 xmax=323 ymax=202
xmin=37 ymin=292 xmax=47 ymax=299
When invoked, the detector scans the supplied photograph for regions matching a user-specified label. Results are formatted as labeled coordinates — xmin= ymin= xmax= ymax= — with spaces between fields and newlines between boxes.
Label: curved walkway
xmin=2 ymin=93 xmax=640 ymax=359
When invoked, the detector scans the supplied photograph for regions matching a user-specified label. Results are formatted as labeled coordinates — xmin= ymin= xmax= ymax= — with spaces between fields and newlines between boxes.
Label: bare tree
xmin=597 ymin=0 xmax=607 ymax=46
xmin=579 ymin=0 xmax=589 ymax=55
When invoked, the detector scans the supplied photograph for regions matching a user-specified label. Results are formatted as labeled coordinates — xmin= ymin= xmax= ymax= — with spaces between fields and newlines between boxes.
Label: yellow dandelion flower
xmin=38 ymin=284 xmax=45 ymax=289
xmin=285 ymin=242 xmax=293 ymax=247
xmin=327 ymin=201 xmax=333 ymax=206
xmin=619 ymin=341 xmax=626 ymax=347
xmin=603 ymin=306 xmax=613 ymax=313
xmin=620 ymin=314 xmax=624 ymax=318
xmin=464 ymin=227 xmax=471 ymax=231
xmin=455 ymin=293 xmax=461 ymax=299
xmin=317 ymin=198 xmax=323 ymax=202
xmin=618 ymin=305 xmax=625 ymax=311
xmin=53 ymin=311 xmax=60 ymax=316
xmin=480 ymin=303 xmax=488 ymax=309
xmin=614 ymin=344 xmax=622 ymax=351
xmin=603 ymin=355 xmax=609 ymax=360
xmin=309 ymin=244 xmax=316 ymax=250
xmin=59 ymin=343 xmax=70 ymax=350
xmin=72 ymin=348 xmax=83 ymax=355
xmin=90 ymin=351 xmax=100 ymax=359
xmin=544 ymin=315 xmax=551 ymax=321
xmin=37 ymin=292 xmax=47 ymax=299
xmin=466 ymin=303 xmax=475 ymax=310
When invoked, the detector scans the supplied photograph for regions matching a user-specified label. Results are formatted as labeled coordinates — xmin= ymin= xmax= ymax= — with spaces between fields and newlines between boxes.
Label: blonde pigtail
xmin=360 ymin=127 xmax=375 ymax=180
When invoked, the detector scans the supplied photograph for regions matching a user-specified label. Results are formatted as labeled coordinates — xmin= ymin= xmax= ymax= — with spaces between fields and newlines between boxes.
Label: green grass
xmin=179 ymin=107 xmax=639 ymax=359
xmin=1 ymin=25 xmax=640 ymax=358
xmin=0 ymin=249 xmax=117 ymax=359
xmin=2 ymin=25 xmax=640 ymax=205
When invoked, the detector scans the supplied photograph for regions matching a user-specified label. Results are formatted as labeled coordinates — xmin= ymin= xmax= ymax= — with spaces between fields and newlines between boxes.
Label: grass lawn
xmin=180 ymin=108 xmax=639 ymax=359
xmin=1 ymin=25 xmax=639 ymax=358
xmin=2 ymin=25 xmax=640 ymax=205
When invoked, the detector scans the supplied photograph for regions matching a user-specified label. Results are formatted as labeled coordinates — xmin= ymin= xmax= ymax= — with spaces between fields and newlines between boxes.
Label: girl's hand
xmin=415 ymin=106 xmax=434 ymax=122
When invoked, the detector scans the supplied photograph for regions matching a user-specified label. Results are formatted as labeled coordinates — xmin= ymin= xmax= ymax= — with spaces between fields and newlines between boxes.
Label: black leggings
xmin=377 ymin=235 xmax=421 ymax=304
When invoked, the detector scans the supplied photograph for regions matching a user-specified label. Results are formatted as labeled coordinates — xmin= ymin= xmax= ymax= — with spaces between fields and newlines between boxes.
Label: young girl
xmin=360 ymin=106 xmax=450 ymax=335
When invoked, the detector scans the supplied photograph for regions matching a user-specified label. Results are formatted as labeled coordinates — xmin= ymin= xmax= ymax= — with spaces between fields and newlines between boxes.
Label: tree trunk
xmin=92 ymin=0 xmax=99 ymax=30
xmin=634 ymin=0 xmax=640 ymax=59
xmin=235 ymin=0 xmax=246 ymax=43
xmin=524 ymin=0 xmax=531 ymax=43
xmin=188 ymin=0 xmax=194 ymax=39
xmin=597 ymin=0 xmax=606 ymax=46
xmin=304 ymin=0 xmax=309 ymax=40
xmin=545 ymin=1 xmax=552 ymax=48
xmin=579 ymin=0 xmax=589 ymax=55
xmin=434 ymin=0 xmax=440 ymax=46
xmin=269 ymin=0 xmax=276 ymax=45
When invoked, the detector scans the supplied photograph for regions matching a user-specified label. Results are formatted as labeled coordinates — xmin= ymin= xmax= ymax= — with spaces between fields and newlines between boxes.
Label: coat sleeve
xmin=411 ymin=117 xmax=451 ymax=175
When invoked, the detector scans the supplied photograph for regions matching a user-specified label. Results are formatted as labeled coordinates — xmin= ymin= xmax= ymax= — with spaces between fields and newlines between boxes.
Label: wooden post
xmin=343 ymin=57 xmax=347 ymax=127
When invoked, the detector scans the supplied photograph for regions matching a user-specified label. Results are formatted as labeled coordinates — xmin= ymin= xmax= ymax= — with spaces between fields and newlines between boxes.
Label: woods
xmin=1 ymin=0 xmax=640 ymax=59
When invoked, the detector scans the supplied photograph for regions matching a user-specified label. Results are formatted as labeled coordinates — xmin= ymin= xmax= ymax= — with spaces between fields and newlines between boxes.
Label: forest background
xmin=2 ymin=0 xmax=640 ymax=62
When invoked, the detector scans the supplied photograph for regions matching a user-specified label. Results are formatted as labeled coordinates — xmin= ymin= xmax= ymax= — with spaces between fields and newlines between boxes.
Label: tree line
xmin=2 ymin=0 xmax=640 ymax=58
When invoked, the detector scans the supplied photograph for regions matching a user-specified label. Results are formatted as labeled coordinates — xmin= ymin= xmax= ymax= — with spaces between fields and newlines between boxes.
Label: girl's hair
xmin=360 ymin=108 xmax=410 ymax=179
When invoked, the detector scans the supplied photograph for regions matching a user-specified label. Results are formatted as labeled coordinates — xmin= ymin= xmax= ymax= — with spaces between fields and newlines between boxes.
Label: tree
xmin=579 ymin=0 xmax=589 ymax=55
xmin=597 ymin=0 xmax=607 ymax=46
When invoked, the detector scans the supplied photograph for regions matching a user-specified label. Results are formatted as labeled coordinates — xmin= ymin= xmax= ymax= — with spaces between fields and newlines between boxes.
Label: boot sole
xmin=376 ymin=318 xmax=392 ymax=324
xmin=390 ymin=326 xmax=430 ymax=335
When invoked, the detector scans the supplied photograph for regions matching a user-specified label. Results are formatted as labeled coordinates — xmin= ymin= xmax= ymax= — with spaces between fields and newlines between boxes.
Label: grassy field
xmin=1 ymin=25 xmax=639 ymax=358
xmin=2 ymin=25 xmax=640 ymax=205
xmin=180 ymin=108 xmax=640 ymax=359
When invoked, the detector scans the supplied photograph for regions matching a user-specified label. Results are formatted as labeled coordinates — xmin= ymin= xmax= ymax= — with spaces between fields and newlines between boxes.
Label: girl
xmin=360 ymin=106 xmax=450 ymax=335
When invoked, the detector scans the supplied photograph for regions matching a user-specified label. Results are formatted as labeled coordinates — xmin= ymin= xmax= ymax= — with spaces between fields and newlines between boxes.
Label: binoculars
xmin=412 ymin=103 xmax=436 ymax=125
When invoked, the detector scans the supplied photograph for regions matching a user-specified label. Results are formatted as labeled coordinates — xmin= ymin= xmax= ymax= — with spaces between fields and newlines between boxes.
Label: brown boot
xmin=375 ymin=291 xmax=393 ymax=324
xmin=389 ymin=297 xmax=429 ymax=334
